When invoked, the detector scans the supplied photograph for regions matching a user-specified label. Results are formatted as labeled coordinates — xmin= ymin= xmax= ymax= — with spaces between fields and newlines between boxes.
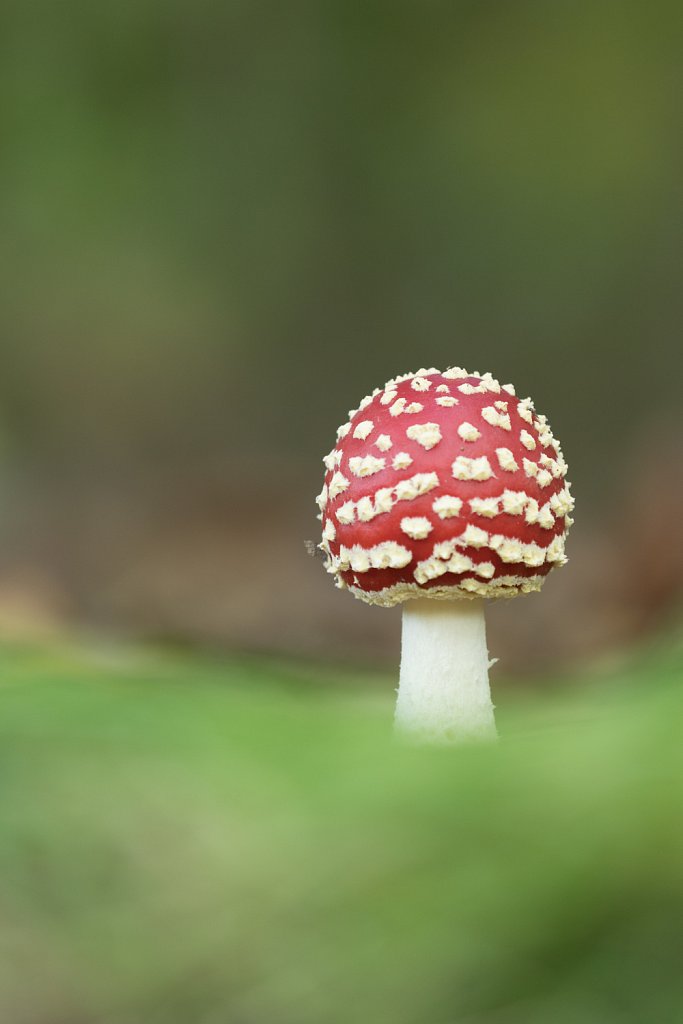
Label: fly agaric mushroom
xmin=316 ymin=367 xmax=574 ymax=743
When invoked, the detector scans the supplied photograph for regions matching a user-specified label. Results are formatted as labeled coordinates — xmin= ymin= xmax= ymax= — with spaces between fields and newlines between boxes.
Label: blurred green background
xmin=0 ymin=0 xmax=681 ymax=666
xmin=0 ymin=4 xmax=682 ymax=1021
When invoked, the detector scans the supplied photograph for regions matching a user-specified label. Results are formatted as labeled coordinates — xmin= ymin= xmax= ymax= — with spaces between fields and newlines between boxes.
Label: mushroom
xmin=316 ymin=368 xmax=574 ymax=743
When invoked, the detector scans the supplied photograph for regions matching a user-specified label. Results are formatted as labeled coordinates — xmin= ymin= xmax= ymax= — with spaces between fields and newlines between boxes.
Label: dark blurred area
xmin=0 ymin=0 xmax=681 ymax=671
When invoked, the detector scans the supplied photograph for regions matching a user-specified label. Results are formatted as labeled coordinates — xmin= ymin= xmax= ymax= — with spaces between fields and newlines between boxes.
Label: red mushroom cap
xmin=316 ymin=368 xmax=574 ymax=606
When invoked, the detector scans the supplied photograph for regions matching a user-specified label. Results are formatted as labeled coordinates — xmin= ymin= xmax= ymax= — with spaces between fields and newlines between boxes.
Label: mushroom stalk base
xmin=395 ymin=599 xmax=497 ymax=744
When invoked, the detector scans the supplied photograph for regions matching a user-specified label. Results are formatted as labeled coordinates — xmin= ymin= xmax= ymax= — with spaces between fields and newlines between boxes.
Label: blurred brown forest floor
xmin=0 ymin=417 xmax=680 ymax=675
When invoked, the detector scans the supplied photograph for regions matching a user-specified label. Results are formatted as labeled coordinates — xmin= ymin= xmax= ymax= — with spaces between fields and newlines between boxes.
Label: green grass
xmin=0 ymin=639 xmax=682 ymax=1023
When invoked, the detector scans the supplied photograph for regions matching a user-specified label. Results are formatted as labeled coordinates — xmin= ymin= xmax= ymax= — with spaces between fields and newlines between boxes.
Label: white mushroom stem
xmin=394 ymin=599 xmax=497 ymax=744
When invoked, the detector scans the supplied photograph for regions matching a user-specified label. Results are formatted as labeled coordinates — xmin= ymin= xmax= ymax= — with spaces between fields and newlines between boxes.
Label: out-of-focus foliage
xmin=0 ymin=1 xmax=681 ymax=659
xmin=0 ymin=0 xmax=681 ymax=482
xmin=0 ymin=638 xmax=681 ymax=1022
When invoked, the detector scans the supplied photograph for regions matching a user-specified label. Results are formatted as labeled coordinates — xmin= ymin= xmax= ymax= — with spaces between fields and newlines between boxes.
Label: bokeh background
xmin=1 ymin=0 xmax=681 ymax=670
xmin=2 ymin=6 xmax=683 ymax=1024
